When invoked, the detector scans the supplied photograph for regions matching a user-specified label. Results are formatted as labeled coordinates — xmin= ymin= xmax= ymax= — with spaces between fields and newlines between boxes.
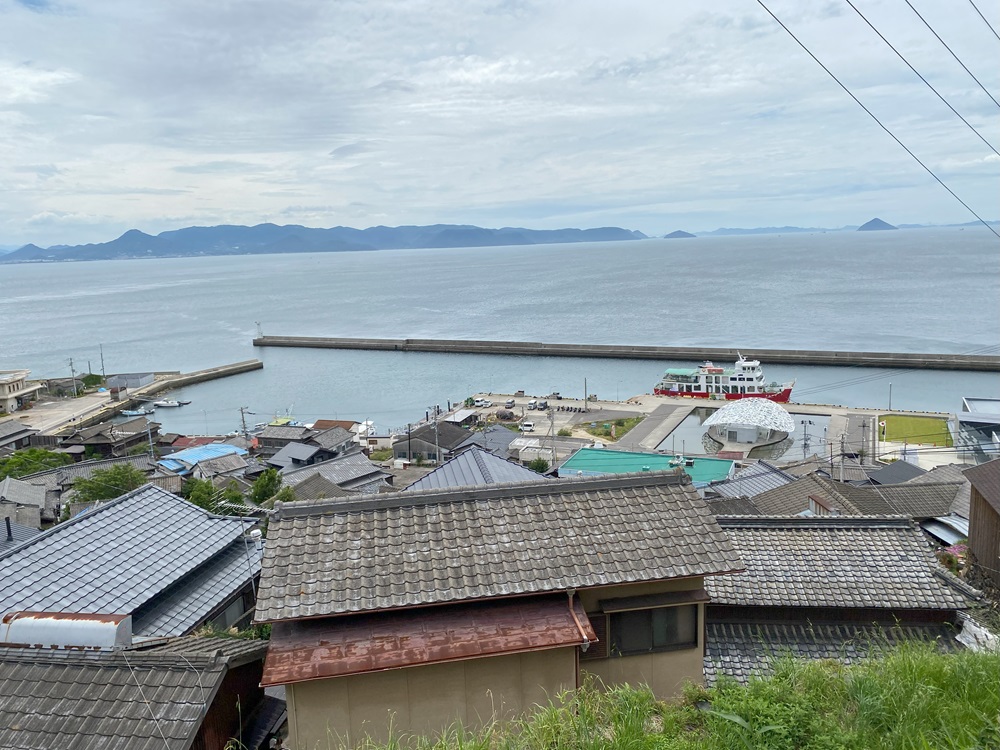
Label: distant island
xmin=857 ymin=218 xmax=897 ymax=231
xmin=0 ymin=223 xmax=648 ymax=263
xmin=664 ymin=230 xmax=696 ymax=239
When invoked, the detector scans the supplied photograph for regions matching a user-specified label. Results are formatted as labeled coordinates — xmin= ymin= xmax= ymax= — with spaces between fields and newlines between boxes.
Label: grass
xmin=583 ymin=416 xmax=645 ymax=441
xmin=345 ymin=643 xmax=1000 ymax=750
xmin=369 ymin=448 xmax=393 ymax=462
xmin=878 ymin=414 xmax=954 ymax=446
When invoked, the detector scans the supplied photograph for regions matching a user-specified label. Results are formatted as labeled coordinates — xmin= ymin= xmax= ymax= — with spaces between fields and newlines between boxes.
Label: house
xmin=256 ymin=424 xmax=310 ymax=457
xmin=558 ymin=447 xmax=735 ymax=486
xmin=0 ymin=484 xmax=262 ymax=638
xmin=282 ymin=452 xmax=391 ymax=495
xmin=106 ymin=372 xmax=156 ymax=390
xmin=1 ymin=516 xmax=41 ymax=552
xmin=403 ymin=445 xmax=546 ymax=491
xmin=705 ymin=460 xmax=797 ymax=499
xmin=964 ymin=458 xmax=1000 ymax=589
xmin=0 ymin=370 xmax=44 ymax=413
xmin=703 ymin=516 xmax=974 ymax=685
xmin=454 ymin=423 xmax=519 ymax=458
xmin=0 ymin=476 xmax=45 ymax=528
xmin=442 ymin=408 xmax=480 ymax=428
xmin=0 ymin=633 xmax=271 ymax=750
xmin=157 ymin=443 xmax=248 ymax=478
xmin=19 ymin=454 xmax=160 ymax=522
xmin=267 ymin=427 xmax=357 ymax=472
xmin=59 ymin=416 xmax=160 ymax=458
xmin=391 ymin=420 xmax=471 ymax=463
xmin=0 ymin=419 xmax=38 ymax=454
xmin=255 ymin=472 xmax=743 ymax=746
xmin=865 ymin=460 xmax=927 ymax=485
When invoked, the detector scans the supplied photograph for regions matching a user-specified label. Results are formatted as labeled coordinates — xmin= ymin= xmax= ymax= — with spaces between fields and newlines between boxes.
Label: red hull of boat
xmin=653 ymin=388 xmax=793 ymax=403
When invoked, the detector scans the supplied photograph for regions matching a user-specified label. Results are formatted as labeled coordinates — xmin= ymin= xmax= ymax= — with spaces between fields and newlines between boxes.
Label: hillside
xmin=858 ymin=217 xmax=898 ymax=231
xmin=0 ymin=224 xmax=647 ymax=263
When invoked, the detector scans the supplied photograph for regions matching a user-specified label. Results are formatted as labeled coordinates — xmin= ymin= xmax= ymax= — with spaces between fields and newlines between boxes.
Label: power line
xmin=843 ymin=0 xmax=999 ymax=156
xmin=903 ymin=0 xmax=1000 ymax=110
xmin=967 ymin=0 xmax=1000 ymax=43
xmin=755 ymin=0 xmax=1000 ymax=239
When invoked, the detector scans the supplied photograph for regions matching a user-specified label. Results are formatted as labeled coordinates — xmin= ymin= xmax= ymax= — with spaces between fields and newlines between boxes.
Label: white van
xmin=473 ymin=398 xmax=486 ymax=407
xmin=520 ymin=421 xmax=535 ymax=432
xmin=526 ymin=399 xmax=537 ymax=410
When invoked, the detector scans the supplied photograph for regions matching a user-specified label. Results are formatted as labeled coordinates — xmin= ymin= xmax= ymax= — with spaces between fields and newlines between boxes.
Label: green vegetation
xmin=71 ymin=463 xmax=146 ymax=504
xmin=527 ymin=458 xmax=550 ymax=473
xmin=351 ymin=643 xmax=999 ymax=750
xmin=0 ymin=447 xmax=72 ymax=479
xmin=583 ymin=416 xmax=645 ymax=441
xmin=182 ymin=477 xmax=244 ymax=513
xmin=248 ymin=468 xmax=281 ymax=505
xmin=878 ymin=414 xmax=953 ymax=446
xmin=81 ymin=373 xmax=104 ymax=388
xmin=557 ymin=428 xmax=573 ymax=437
xmin=369 ymin=448 xmax=393 ymax=462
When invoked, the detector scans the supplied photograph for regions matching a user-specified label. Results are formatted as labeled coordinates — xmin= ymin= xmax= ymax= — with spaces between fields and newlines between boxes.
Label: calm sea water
xmin=1 ymin=227 xmax=997 ymax=434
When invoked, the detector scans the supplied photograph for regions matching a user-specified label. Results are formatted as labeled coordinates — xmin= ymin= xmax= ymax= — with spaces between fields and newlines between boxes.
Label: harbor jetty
xmin=252 ymin=336 xmax=999 ymax=372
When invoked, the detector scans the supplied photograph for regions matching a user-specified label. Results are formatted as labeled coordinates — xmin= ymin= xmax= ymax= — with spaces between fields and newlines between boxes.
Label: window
xmin=609 ymin=605 xmax=698 ymax=655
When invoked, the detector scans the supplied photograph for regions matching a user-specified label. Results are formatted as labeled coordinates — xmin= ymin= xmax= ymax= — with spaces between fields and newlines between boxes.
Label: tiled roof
xmin=906 ymin=464 xmax=972 ymax=518
xmin=707 ymin=517 xmax=970 ymax=611
xmin=0 ymin=518 xmax=41 ymax=553
xmin=255 ymin=472 xmax=744 ymax=623
xmin=0 ymin=638 xmax=266 ymax=750
xmin=0 ymin=484 xmax=259 ymax=636
xmin=706 ymin=496 xmax=761 ymax=516
xmin=0 ymin=420 xmax=36 ymax=442
xmin=404 ymin=446 xmax=545 ymax=491
xmin=750 ymin=474 xmax=956 ymax=517
xmin=865 ymin=482 xmax=963 ymax=518
xmin=268 ymin=442 xmax=322 ymax=469
xmin=263 ymin=594 xmax=596 ymax=686
xmin=282 ymin=452 xmax=388 ymax=490
xmin=258 ymin=425 xmax=309 ymax=441
xmin=157 ymin=443 xmax=246 ymax=473
xmin=457 ymin=424 xmax=518 ymax=455
xmin=307 ymin=426 xmax=353 ymax=451
xmin=311 ymin=419 xmax=358 ymax=432
xmin=777 ymin=455 xmax=827 ymax=477
xmin=22 ymin=454 xmax=157 ymax=488
xmin=704 ymin=622 xmax=961 ymax=685
xmin=964 ymin=459 xmax=1000 ymax=515
xmin=289 ymin=473 xmax=354 ymax=501
xmin=400 ymin=421 xmax=473 ymax=451
xmin=707 ymin=460 xmax=797 ymax=499
xmin=0 ymin=476 xmax=46 ymax=507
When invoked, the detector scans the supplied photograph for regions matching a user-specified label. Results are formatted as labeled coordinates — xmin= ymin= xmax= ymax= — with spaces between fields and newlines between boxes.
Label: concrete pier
xmin=253 ymin=336 xmax=999 ymax=372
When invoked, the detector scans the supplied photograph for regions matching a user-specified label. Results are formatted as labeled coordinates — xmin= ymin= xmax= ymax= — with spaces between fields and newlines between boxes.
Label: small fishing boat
xmin=153 ymin=399 xmax=182 ymax=408
xmin=121 ymin=407 xmax=154 ymax=416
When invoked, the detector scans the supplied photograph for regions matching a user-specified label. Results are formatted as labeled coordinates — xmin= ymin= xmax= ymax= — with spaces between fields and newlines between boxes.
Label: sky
xmin=1 ymin=0 xmax=998 ymax=247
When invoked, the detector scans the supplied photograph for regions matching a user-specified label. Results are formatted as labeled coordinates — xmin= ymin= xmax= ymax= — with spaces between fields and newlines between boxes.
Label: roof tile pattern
xmin=0 ymin=485 xmax=257 ymax=631
xmin=906 ymin=464 xmax=971 ymax=518
xmin=708 ymin=460 xmax=796 ymax=499
xmin=404 ymin=446 xmax=545 ymax=491
xmin=704 ymin=621 xmax=961 ymax=685
xmin=707 ymin=517 xmax=969 ymax=610
xmin=256 ymin=473 xmax=743 ymax=622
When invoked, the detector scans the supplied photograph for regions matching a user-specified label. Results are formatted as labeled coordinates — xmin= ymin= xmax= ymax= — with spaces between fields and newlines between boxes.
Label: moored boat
xmin=152 ymin=399 xmax=182 ymax=407
xmin=121 ymin=407 xmax=154 ymax=416
xmin=653 ymin=354 xmax=794 ymax=402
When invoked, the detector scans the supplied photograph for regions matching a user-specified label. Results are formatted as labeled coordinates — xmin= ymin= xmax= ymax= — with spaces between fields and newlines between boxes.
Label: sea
xmin=1 ymin=226 xmax=997 ymax=435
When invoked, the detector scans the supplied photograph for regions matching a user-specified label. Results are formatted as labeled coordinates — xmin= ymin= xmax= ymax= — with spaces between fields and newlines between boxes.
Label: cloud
xmin=172 ymin=161 xmax=260 ymax=174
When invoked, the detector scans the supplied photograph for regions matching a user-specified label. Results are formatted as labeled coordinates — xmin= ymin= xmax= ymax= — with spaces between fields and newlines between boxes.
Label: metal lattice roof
xmin=703 ymin=399 xmax=796 ymax=433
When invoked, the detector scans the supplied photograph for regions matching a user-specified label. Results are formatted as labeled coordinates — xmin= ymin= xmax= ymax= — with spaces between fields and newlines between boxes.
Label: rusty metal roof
xmin=261 ymin=594 xmax=596 ymax=687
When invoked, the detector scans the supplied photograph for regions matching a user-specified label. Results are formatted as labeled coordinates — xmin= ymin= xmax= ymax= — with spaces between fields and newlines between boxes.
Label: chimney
xmin=5 ymin=516 xmax=12 ymax=542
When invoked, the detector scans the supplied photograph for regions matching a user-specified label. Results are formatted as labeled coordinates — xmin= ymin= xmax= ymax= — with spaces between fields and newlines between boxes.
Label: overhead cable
xmin=967 ymin=0 xmax=1000 ymax=44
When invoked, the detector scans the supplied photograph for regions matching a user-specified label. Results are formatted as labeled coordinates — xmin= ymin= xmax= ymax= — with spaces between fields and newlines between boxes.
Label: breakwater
xmin=252 ymin=337 xmax=999 ymax=372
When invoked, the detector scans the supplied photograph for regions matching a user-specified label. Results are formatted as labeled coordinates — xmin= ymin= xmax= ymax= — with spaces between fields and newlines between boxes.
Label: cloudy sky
xmin=1 ymin=0 xmax=997 ymax=246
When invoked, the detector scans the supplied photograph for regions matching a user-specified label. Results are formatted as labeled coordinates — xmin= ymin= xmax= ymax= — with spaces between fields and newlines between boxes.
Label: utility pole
xmin=548 ymin=410 xmax=556 ymax=469
xmin=839 ymin=434 xmax=846 ymax=482
xmin=100 ymin=344 xmax=106 ymax=380
xmin=239 ymin=406 xmax=254 ymax=440
xmin=861 ymin=419 xmax=867 ymax=464
xmin=584 ymin=377 xmax=588 ymax=413
xmin=68 ymin=358 xmax=78 ymax=397
xmin=888 ymin=382 xmax=892 ymax=411
xmin=146 ymin=419 xmax=154 ymax=457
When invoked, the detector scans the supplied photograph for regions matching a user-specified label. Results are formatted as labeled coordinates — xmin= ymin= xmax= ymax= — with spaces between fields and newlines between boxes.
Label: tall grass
xmin=339 ymin=643 xmax=999 ymax=750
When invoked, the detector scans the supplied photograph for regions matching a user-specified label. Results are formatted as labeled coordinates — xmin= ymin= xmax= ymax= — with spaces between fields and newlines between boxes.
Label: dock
xmin=252 ymin=336 xmax=999 ymax=372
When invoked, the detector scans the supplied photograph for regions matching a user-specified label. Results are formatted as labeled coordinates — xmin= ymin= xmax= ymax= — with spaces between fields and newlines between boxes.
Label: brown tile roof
xmin=311 ymin=419 xmax=358 ymax=432
xmin=906 ymin=464 xmax=972 ymax=518
xmin=750 ymin=475 xmax=958 ymax=518
xmin=262 ymin=594 xmax=596 ymax=686
xmin=255 ymin=473 xmax=744 ymax=623
xmin=707 ymin=516 xmax=970 ymax=611
xmin=964 ymin=459 xmax=1000 ymax=515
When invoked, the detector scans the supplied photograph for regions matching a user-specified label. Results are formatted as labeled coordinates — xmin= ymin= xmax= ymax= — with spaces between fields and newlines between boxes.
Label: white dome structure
xmin=703 ymin=399 xmax=795 ymax=448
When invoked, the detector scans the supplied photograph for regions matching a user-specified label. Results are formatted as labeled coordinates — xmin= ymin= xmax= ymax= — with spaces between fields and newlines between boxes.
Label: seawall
xmin=252 ymin=337 xmax=999 ymax=372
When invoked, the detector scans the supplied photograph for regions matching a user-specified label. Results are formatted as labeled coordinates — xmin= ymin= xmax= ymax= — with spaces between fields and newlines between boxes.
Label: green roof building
xmin=559 ymin=448 xmax=735 ymax=486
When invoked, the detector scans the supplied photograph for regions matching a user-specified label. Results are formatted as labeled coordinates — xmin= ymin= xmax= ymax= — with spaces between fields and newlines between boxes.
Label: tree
xmin=249 ymin=469 xmax=281 ymax=506
xmin=528 ymin=458 xmax=550 ymax=473
xmin=0 ymin=448 xmax=72 ymax=480
xmin=72 ymin=464 xmax=146 ymax=505
xmin=183 ymin=477 xmax=244 ymax=513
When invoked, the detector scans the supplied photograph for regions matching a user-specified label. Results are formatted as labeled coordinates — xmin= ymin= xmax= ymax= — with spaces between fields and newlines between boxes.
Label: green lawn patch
xmin=583 ymin=416 xmax=645 ymax=441
xmin=878 ymin=414 xmax=953 ymax=446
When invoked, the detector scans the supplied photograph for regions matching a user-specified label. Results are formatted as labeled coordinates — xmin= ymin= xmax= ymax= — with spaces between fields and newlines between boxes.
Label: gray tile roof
xmin=258 ymin=424 xmax=310 ymax=441
xmin=404 ymin=446 xmax=545 ymax=491
xmin=269 ymin=441 xmax=322 ymax=469
xmin=255 ymin=472 xmax=744 ymax=623
xmin=307 ymin=426 xmax=353 ymax=451
xmin=704 ymin=621 xmax=961 ymax=686
xmin=289 ymin=473 xmax=354 ymax=501
xmin=0 ymin=637 xmax=266 ymax=750
xmin=22 ymin=454 xmax=158 ymax=489
xmin=963 ymin=458 xmax=1000 ymax=515
xmin=282 ymin=451 xmax=389 ymax=490
xmin=707 ymin=517 xmax=970 ymax=611
xmin=863 ymin=482 xmax=963 ymax=518
xmin=0 ymin=476 xmax=46 ymax=507
xmin=399 ymin=421 xmax=472 ymax=451
xmin=194 ymin=452 xmax=248 ymax=476
xmin=750 ymin=474 xmax=955 ymax=517
xmin=706 ymin=496 xmax=761 ymax=516
xmin=906 ymin=464 xmax=972 ymax=518
xmin=0 ymin=484 xmax=259 ymax=636
xmin=707 ymin=460 xmax=797 ymax=498
xmin=0 ymin=518 xmax=42 ymax=553
xmin=457 ymin=425 xmax=518 ymax=455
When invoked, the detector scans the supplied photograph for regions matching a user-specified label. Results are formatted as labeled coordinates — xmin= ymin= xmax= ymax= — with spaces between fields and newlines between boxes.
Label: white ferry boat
xmin=653 ymin=354 xmax=794 ymax=402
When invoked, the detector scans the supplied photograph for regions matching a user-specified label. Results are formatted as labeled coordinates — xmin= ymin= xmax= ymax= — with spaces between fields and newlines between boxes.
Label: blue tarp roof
xmin=158 ymin=443 xmax=246 ymax=474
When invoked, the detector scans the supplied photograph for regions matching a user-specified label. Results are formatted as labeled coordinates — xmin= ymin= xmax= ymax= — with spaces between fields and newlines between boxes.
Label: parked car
xmin=474 ymin=398 xmax=486 ymax=407
xmin=504 ymin=399 xmax=515 ymax=409
xmin=526 ymin=399 xmax=537 ymax=410
xmin=520 ymin=421 xmax=535 ymax=432
xmin=481 ymin=400 xmax=493 ymax=408
xmin=537 ymin=400 xmax=548 ymax=411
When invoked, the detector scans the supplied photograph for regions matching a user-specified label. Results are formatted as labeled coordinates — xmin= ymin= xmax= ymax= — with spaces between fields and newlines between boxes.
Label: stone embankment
xmin=253 ymin=336 xmax=999 ymax=372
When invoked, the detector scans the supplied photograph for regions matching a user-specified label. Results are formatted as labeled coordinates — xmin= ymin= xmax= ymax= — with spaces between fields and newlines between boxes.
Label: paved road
xmin=15 ymin=392 xmax=114 ymax=434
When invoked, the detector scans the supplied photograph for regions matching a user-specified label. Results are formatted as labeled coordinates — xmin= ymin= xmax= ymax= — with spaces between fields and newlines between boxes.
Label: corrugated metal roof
xmin=0 ymin=484 xmax=258 ymax=635
xmin=707 ymin=516 xmax=970 ymax=611
xmin=560 ymin=448 xmax=734 ymax=485
xmin=262 ymin=594 xmax=595 ymax=686
xmin=403 ymin=446 xmax=545 ymax=491
xmin=707 ymin=460 xmax=796 ymax=499
xmin=255 ymin=472 xmax=744 ymax=623
xmin=867 ymin=461 xmax=927 ymax=485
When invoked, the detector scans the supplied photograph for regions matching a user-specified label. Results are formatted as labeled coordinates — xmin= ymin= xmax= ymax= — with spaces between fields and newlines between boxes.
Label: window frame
xmin=607 ymin=603 xmax=699 ymax=657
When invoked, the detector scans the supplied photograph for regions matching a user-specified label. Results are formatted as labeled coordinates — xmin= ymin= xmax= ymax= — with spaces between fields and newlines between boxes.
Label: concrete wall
xmin=578 ymin=578 xmax=707 ymax=699
xmin=286 ymin=647 xmax=576 ymax=750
